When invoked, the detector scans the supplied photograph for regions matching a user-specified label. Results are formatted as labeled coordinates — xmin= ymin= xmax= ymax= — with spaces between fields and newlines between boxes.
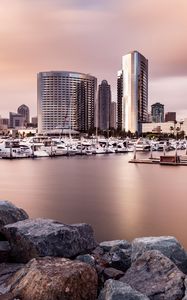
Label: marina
xmin=0 ymin=136 xmax=187 ymax=160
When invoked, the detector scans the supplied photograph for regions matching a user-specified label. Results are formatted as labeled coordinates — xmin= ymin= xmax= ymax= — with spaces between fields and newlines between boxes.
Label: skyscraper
xmin=110 ymin=101 xmax=117 ymax=129
xmin=117 ymin=51 xmax=148 ymax=133
xmin=37 ymin=71 xmax=97 ymax=133
xmin=151 ymin=102 xmax=164 ymax=123
xmin=98 ymin=80 xmax=111 ymax=130
xmin=17 ymin=104 xmax=30 ymax=124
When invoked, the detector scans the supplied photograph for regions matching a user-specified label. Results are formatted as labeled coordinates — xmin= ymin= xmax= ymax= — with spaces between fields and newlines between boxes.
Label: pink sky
xmin=0 ymin=0 xmax=187 ymax=119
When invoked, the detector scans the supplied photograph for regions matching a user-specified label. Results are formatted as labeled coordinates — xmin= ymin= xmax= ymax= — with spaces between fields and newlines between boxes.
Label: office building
xmin=117 ymin=51 xmax=148 ymax=133
xmin=37 ymin=71 xmax=97 ymax=133
xmin=110 ymin=101 xmax=117 ymax=129
xmin=151 ymin=102 xmax=164 ymax=123
xmin=0 ymin=117 xmax=9 ymax=130
xmin=31 ymin=117 xmax=38 ymax=127
xmin=9 ymin=112 xmax=25 ymax=128
xmin=17 ymin=104 xmax=30 ymax=124
xmin=98 ymin=80 xmax=111 ymax=130
xmin=165 ymin=112 xmax=176 ymax=122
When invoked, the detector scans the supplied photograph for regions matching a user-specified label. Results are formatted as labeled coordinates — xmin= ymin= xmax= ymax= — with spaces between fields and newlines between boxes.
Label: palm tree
xmin=176 ymin=127 xmax=180 ymax=139
xmin=170 ymin=126 xmax=174 ymax=136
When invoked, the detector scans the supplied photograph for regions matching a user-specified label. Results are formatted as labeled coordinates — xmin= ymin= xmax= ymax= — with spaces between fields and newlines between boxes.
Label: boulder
xmin=131 ymin=236 xmax=187 ymax=274
xmin=120 ymin=250 xmax=185 ymax=300
xmin=103 ymin=267 xmax=124 ymax=280
xmin=2 ymin=219 xmax=97 ymax=263
xmin=0 ymin=201 xmax=28 ymax=229
xmin=7 ymin=257 xmax=98 ymax=300
xmin=92 ymin=242 xmax=131 ymax=273
xmin=98 ymin=279 xmax=149 ymax=300
xmin=0 ymin=241 xmax=11 ymax=263
xmin=182 ymin=277 xmax=187 ymax=300
xmin=107 ymin=246 xmax=131 ymax=271
xmin=0 ymin=263 xmax=24 ymax=296
xmin=99 ymin=240 xmax=131 ymax=252
xmin=75 ymin=254 xmax=95 ymax=267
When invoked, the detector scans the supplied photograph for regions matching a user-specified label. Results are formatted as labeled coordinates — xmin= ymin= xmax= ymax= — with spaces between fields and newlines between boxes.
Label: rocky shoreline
xmin=0 ymin=200 xmax=187 ymax=299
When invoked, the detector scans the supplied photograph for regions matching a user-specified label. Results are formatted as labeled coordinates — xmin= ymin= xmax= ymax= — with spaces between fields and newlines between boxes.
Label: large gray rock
xmin=0 ymin=201 xmax=28 ymax=228
xmin=121 ymin=250 xmax=186 ymax=300
xmin=107 ymin=245 xmax=131 ymax=271
xmin=131 ymin=236 xmax=187 ymax=274
xmin=103 ymin=267 xmax=124 ymax=280
xmin=182 ymin=277 xmax=187 ymax=299
xmin=93 ymin=241 xmax=131 ymax=273
xmin=100 ymin=240 xmax=131 ymax=252
xmin=6 ymin=257 xmax=98 ymax=300
xmin=0 ymin=241 xmax=11 ymax=263
xmin=0 ymin=263 xmax=24 ymax=296
xmin=98 ymin=279 xmax=149 ymax=300
xmin=75 ymin=254 xmax=95 ymax=267
xmin=2 ymin=218 xmax=97 ymax=262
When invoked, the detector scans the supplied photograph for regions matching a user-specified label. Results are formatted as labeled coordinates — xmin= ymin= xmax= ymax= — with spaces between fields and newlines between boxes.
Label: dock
xmin=129 ymin=155 xmax=187 ymax=166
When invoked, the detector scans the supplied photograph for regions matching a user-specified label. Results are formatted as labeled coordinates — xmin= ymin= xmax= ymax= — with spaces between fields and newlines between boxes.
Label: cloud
xmin=0 ymin=0 xmax=187 ymax=117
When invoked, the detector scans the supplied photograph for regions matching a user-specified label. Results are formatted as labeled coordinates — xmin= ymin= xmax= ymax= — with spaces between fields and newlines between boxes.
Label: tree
xmin=170 ymin=126 xmax=174 ymax=136
xmin=176 ymin=127 xmax=180 ymax=139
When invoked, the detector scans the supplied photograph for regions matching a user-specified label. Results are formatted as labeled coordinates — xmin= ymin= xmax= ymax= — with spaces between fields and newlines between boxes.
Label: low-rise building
xmin=142 ymin=121 xmax=176 ymax=134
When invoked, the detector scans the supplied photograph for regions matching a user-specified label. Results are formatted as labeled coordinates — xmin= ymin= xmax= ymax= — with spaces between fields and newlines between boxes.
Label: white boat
xmin=135 ymin=138 xmax=150 ymax=151
xmin=0 ymin=140 xmax=32 ymax=158
xmin=20 ymin=138 xmax=50 ymax=157
xmin=115 ymin=142 xmax=128 ymax=153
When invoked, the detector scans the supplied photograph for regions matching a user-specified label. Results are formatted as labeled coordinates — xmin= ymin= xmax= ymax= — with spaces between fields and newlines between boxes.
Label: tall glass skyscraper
xmin=117 ymin=51 xmax=148 ymax=133
xmin=37 ymin=71 xmax=97 ymax=133
xmin=98 ymin=80 xmax=111 ymax=130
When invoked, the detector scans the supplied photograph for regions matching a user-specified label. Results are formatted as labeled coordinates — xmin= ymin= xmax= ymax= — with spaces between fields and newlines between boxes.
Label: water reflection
xmin=0 ymin=154 xmax=187 ymax=248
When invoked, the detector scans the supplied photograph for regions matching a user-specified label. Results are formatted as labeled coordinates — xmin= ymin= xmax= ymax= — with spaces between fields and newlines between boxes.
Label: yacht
xmin=0 ymin=140 xmax=32 ymax=159
xmin=135 ymin=138 xmax=151 ymax=151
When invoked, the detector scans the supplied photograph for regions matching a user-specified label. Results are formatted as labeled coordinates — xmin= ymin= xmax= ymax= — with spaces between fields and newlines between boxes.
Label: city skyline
xmin=0 ymin=0 xmax=187 ymax=119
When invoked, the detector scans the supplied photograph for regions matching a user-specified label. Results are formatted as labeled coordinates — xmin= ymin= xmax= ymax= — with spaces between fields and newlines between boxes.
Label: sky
xmin=0 ymin=0 xmax=187 ymax=119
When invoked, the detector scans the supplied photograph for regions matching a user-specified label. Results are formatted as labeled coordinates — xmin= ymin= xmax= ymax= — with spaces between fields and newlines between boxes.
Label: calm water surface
xmin=0 ymin=152 xmax=187 ymax=247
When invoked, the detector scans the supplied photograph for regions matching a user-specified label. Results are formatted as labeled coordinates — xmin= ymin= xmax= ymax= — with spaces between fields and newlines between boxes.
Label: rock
xmin=0 ymin=263 xmax=24 ymax=295
xmin=0 ymin=201 xmax=28 ymax=230
xmin=182 ymin=277 xmax=187 ymax=300
xmin=0 ymin=241 xmax=11 ymax=263
xmin=103 ymin=267 xmax=124 ymax=280
xmin=107 ymin=246 xmax=131 ymax=271
xmin=131 ymin=236 xmax=187 ymax=274
xmin=8 ymin=257 xmax=98 ymax=300
xmin=92 ymin=242 xmax=131 ymax=273
xmin=2 ymin=218 xmax=97 ymax=263
xmin=99 ymin=240 xmax=131 ymax=252
xmin=120 ymin=250 xmax=185 ymax=300
xmin=76 ymin=254 xmax=95 ymax=267
xmin=98 ymin=279 xmax=149 ymax=300
xmin=92 ymin=246 xmax=104 ymax=257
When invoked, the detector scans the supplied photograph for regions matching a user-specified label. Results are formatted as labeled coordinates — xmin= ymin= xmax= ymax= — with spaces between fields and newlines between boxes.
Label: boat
xmin=135 ymin=138 xmax=150 ymax=151
xmin=0 ymin=140 xmax=32 ymax=159
xmin=115 ymin=142 xmax=128 ymax=153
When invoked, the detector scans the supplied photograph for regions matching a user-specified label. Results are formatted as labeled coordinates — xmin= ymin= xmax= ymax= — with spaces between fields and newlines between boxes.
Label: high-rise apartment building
xmin=110 ymin=101 xmax=117 ymax=129
xmin=17 ymin=104 xmax=30 ymax=124
xmin=117 ymin=51 xmax=148 ymax=133
xmin=98 ymin=80 xmax=111 ymax=130
xmin=165 ymin=112 xmax=176 ymax=122
xmin=151 ymin=102 xmax=164 ymax=123
xmin=37 ymin=71 xmax=97 ymax=133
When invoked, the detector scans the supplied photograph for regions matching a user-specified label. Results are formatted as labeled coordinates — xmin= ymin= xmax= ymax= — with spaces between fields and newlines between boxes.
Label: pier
xmin=129 ymin=145 xmax=187 ymax=166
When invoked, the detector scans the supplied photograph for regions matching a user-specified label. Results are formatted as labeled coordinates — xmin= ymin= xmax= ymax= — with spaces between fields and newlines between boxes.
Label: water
xmin=0 ymin=152 xmax=187 ymax=247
